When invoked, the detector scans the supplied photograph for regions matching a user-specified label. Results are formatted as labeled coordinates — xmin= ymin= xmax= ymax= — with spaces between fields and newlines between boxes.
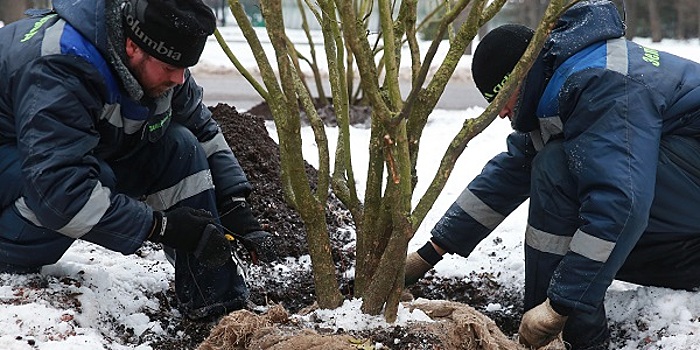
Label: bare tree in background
xmin=646 ymin=0 xmax=662 ymax=42
xmin=674 ymin=0 xmax=689 ymax=39
xmin=624 ymin=0 xmax=638 ymax=39
xmin=503 ymin=0 xmax=699 ymax=41
xmin=508 ymin=0 xmax=549 ymax=28
xmin=0 ymin=0 xmax=32 ymax=24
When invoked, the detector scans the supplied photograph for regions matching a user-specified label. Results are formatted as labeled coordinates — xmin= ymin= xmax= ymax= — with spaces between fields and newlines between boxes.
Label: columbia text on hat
xmin=121 ymin=0 xmax=216 ymax=67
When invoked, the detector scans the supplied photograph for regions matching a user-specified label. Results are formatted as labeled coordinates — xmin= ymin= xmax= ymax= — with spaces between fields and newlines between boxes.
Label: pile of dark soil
xmin=214 ymin=103 xmax=355 ymax=259
xmin=150 ymin=103 xmax=522 ymax=350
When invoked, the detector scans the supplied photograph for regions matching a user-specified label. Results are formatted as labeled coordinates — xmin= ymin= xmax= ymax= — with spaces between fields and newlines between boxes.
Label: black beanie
xmin=122 ymin=0 xmax=216 ymax=67
xmin=472 ymin=24 xmax=534 ymax=102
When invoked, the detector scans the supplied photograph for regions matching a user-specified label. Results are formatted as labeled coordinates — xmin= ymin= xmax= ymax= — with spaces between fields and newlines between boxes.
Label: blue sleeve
xmin=548 ymin=69 xmax=662 ymax=312
xmin=14 ymin=55 xmax=152 ymax=254
xmin=171 ymin=70 xmax=252 ymax=200
xmin=432 ymin=132 xmax=535 ymax=256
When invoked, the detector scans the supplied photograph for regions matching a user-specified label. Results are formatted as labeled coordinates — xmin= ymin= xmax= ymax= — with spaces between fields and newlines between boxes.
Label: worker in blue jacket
xmin=404 ymin=1 xmax=700 ymax=348
xmin=0 ymin=0 xmax=276 ymax=320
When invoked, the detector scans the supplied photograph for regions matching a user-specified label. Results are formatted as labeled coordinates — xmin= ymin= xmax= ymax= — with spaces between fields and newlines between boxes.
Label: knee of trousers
xmin=0 ymin=205 xmax=73 ymax=267
xmin=140 ymin=124 xmax=217 ymax=212
xmin=160 ymin=124 xmax=207 ymax=160
xmin=148 ymin=124 xmax=212 ymax=178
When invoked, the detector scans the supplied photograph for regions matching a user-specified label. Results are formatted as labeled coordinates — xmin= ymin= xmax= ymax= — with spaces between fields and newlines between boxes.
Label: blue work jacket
xmin=433 ymin=0 xmax=700 ymax=313
xmin=0 ymin=0 xmax=250 ymax=254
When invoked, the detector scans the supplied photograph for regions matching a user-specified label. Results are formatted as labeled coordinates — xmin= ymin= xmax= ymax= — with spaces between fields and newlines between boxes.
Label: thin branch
xmin=333 ymin=0 xmax=393 ymax=124
xmin=297 ymin=0 xmax=329 ymax=104
xmin=415 ymin=1 xmax=446 ymax=34
xmin=411 ymin=0 xmax=570 ymax=231
xmin=292 ymin=68 xmax=331 ymax=202
xmin=402 ymin=1 xmax=420 ymax=83
xmin=393 ymin=0 xmax=474 ymax=126
xmin=285 ymin=36 xmax=313 ymax=100
xmin=214 ymin=29 xmax=269 ymax=101
xmin=405 ymin=0 xmax=499 ymax=161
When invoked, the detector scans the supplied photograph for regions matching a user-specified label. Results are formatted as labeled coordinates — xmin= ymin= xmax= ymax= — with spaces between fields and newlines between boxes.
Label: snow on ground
xmin=1 ymin=19 xmax=700 ymax=350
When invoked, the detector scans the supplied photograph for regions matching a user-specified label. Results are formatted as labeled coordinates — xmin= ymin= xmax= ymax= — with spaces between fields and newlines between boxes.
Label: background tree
xmin=0 ymin=0 xmax=31 ymax=24
xmin=673 ymin=0 xmax=693 ymax=39
xmin=219 ymin=0 xmax=572 ymax=321
xmin=624 ymin=0 xmax=639 ymax=39
xmin=646 ymin=0 xmax=662 ymax=42
xmin=0 ymin=1 xmax=54 ymax=25
xmin=502 ymin=0 xmax=699 ymax=41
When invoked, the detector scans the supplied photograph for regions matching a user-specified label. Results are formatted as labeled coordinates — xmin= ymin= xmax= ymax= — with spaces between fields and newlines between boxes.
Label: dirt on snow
xmin=0 ymin=102 xmax=656 ymax=349
xmin=149 ymin=103 xmax=530 ymax=350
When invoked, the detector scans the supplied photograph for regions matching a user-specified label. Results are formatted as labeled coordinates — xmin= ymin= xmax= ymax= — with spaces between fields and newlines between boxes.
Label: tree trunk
xmin=647 ymin=0 xmax=662 ymax=42
xmin=674 ymin=0 xmax=688 ymax=39
xmin=258 ymin=0 xmax=344 ymax=310
xmin=221 ymin=0 xmax=570 ymax=323
xmin=624 ymin=0 xmax=638 ymax=39
xmin=697 ymin=0 xmax=700 ymax=40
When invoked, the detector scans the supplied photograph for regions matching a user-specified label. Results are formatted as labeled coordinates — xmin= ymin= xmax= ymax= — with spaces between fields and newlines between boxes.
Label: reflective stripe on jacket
xmin=432 ymin=0 xmax=700 ymax=313
xmin=0 ymin=0 xmax=251 ymax=253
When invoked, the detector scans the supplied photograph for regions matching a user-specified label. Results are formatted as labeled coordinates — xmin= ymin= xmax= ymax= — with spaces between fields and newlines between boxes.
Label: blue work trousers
xmin=0 ymin=124 xmax=248 ymax=319
xmin=527 ymin=135 xmax=700 ymax=349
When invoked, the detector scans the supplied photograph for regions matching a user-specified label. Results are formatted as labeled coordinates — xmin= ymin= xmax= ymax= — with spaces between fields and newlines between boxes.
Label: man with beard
xmin=0 ymin=0 xmax=276 ymax=320
xmin=404 ymin=1 xmax=700 ymax=349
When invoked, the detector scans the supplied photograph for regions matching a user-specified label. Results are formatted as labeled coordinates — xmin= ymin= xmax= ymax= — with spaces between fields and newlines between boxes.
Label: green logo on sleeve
xmin=642 ymin=46 xmax=660 ymax=67
xmin=20 ymin=14 xmax=57 ymax=43
xmin=148 ymin=111 xmax=172 ymax=133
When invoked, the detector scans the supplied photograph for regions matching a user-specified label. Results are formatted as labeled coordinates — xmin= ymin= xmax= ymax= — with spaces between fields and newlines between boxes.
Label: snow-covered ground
xmin=1 ymin=20 xmax=700 ymax=350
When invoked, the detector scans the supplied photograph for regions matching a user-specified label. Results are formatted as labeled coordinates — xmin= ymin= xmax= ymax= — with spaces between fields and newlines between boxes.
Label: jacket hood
xmin=512 ymin=0 xmax=625 ymax=132
xmin=53 ymin=0 xmax=145 ymax=100
xmin=53 ymin=0 xmax=109 ymax=53
xmin=543 ymin=0 xmax=625 ymax=70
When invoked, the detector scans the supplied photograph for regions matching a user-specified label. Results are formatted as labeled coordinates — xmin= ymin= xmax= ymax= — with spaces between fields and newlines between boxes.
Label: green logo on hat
xmin=485 ymin=74 xmax=510 ymax=101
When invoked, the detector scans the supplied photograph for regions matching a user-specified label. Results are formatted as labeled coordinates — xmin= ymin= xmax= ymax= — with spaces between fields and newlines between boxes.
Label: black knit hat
xmin=472 ymin=24 xmax=534 ymax=102
xmin=122 ymin=0 xmax=216 ymax=67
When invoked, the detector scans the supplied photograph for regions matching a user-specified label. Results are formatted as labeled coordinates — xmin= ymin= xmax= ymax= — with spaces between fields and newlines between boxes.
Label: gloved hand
xmin=149 ymin=207 xmax=216 ymax=253
xmin=405 ymin=252 xmax=433 ymax=286
xmin=404 ymin=241 xmax=444 ymax=287
xmin=240 ymin=230 xmax=276 ymax=263
xmin=518 ymin=298 xmax=568 ymax=348
xmin=219 ymin=197 xmax=278 ymax=263
xmin=192 ymin=224 xmax=233 ymax=268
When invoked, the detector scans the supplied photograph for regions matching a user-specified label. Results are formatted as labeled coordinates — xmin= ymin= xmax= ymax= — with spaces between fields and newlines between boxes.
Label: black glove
xmin=219 ymin=197 xmax=278 ymax=263
xmin=192 ymin=224 xmax=233 ymax=268
xmin=239 ymin=230 xmax=276 ymax=263
xmin=149 ymin=207 xmax=216 ymax=253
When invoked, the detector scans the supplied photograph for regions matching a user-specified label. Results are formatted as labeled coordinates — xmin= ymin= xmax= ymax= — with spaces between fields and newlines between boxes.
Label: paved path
xmin=194 ymin=72 xmax=487 ymax=112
